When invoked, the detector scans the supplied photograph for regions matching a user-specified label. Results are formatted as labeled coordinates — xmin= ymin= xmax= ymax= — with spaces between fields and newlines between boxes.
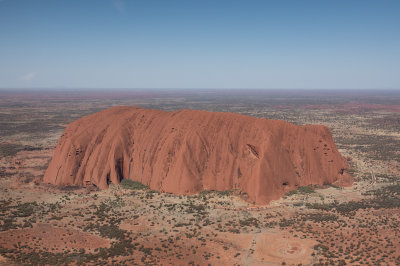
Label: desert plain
xmin=0 ymin=89 xmax=399 ymax=265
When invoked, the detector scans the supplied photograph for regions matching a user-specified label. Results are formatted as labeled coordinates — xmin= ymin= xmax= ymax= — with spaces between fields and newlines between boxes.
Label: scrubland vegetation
xmin=0 ymin=90 xmax=399 ymax=264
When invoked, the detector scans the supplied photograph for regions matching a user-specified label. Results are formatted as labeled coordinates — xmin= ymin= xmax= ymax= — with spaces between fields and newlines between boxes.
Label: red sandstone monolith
xmin=44 ymin=106 xmax=350 ymax=204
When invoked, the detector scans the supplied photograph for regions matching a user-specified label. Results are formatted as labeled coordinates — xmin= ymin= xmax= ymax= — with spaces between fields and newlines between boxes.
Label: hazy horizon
xmin=1 ymin=0 xmax=400 ymax=89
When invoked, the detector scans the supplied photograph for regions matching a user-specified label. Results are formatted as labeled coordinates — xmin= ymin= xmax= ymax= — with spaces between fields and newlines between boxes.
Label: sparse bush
xmin=120 ymin=179 xmax=149 ymax=190
xmin=298 ymin=186 xmax=315 ymax=194
xmin=286 ymin=186 xmax=315 ymax=196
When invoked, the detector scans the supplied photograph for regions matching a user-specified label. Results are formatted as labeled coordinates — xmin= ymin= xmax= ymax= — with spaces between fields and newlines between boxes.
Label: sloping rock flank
xmin=44 ymin=106 xmax=350 ymax=204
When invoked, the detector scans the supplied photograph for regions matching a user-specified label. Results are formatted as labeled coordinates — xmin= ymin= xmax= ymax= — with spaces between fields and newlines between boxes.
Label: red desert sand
xmin=44 ymin=106 xmax=351 ymax=204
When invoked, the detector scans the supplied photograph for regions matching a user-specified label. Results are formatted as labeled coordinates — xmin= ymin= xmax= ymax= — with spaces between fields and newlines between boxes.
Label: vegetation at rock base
xmin=285 ymin=185 xmax=316 ymax=196
xmin=120 ymin=179 xmax=149 ymax=190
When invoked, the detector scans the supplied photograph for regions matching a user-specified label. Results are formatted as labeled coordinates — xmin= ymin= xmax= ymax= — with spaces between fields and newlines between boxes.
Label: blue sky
xmin=0 ymin=0 xmax=399 ymax=89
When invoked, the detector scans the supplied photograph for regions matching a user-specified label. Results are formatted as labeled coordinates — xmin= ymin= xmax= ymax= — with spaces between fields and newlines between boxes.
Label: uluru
xmin=44 ymin=106 xmax=350 ymax=204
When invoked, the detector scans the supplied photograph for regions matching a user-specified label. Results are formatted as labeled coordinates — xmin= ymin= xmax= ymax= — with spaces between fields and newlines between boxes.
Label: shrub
xmin=286 ymin=186 xmax=315 ymax=196
xmin=120 ymin=179 xmax=149 ymax=190
xmin=298 ymin=186 xmax=315 ymax=194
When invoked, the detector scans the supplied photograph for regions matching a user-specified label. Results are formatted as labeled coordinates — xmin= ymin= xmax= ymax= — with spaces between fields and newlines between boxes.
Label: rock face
xmin=44 ymin=106 xmax=350 ymax=204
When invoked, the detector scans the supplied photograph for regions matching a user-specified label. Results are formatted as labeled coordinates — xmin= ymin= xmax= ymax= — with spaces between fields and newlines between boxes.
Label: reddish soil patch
xmin=0 ymin=223 xmax=110 ymax=253
xmin=255 ymin=232 xmax=317 ymax=264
